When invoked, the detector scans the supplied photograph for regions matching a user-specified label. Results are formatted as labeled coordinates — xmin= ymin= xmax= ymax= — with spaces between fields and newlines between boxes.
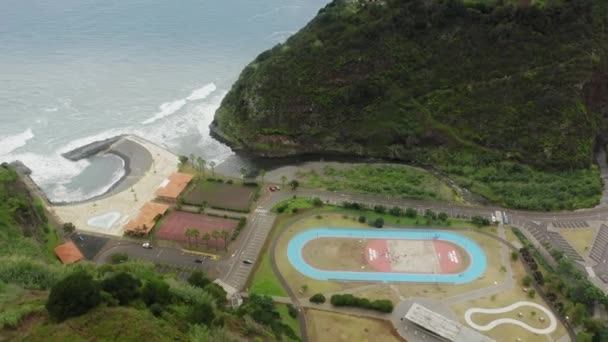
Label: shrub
xmin=309 ymin=293 xmax=326 ymax=304
xmin=204 ymin=283 xmax=227 ymax=306
xmin=405 ymin=208 xmax=417 ymax=218
xmin=330 ymin=294 xmax=393 ymax=313
xmin=287 ymin=304 xmax=298 ymax=318
xmin=189 ymin=301 xmax=216 ymax=326
xmin=110 ymin=253 xmax=129 ymax=264
xmin=471 ymin=215 xmax=491 ymax=227
xmin=358 ymin=216 xmax=366 ymax=223
xmin=522 ymin=275 xmax=532 ymax=287
xmin=101 ymin=272 xmax=141 ymax=305
xmin=291 ymin=208 xmax=299 ymax=214
xmin=373 ymin=205 xmax=386 ymax=214
xmin=528 ymin=289 xmax=536 ymax=298
xmin=438 ymin=212 xmax=448 ymax=221
xmin=388 ymin=206 xmax=401 ymax=216
xmin=142 ymin=279 xmax=172 ymax=306
xmin=373 ymin=217 xmax=384 ymax=228
xmin=511 ymin=251 xmax=519 ymax=261
xmin=311 ymin=197 xmax=323 ymax=206
xmin=46 ymin=271 xmax=102 ymax=321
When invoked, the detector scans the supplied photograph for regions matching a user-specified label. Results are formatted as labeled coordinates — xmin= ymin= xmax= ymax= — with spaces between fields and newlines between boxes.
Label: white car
xmin=142 ymin=242 xmax=152 ymax=249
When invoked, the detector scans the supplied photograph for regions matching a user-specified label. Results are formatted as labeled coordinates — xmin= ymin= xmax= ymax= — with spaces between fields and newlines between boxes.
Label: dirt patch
xmin=302 ymin=237 xmax=368 ymax=271
xmin=306 ymin=309 xmax=403 ymax=342
xmin=182 ymin=181 xmax=256 ymax=212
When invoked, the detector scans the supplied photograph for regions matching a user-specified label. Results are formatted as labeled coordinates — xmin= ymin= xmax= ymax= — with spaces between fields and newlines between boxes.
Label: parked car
xmin=243 ymin=259 xmax=254 ymax=265
xmin=142 ymin=242 xmax=152 ymax=249
xmin=194 ymin=258 xmax=204 ymax=263
xmin=269 ymin=186 xmax=277 ymax=192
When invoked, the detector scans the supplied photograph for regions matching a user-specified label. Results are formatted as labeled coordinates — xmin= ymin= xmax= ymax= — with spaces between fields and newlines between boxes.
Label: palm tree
xmin=240 ymin=167 xmax=248 ymax=180
xmin=192 ymin=229 xmax=200 ymax=246
xmin=259 ymin=169 xmax=266 ymax=184
xmin=197 ymin=157 xmax=206 ymax=179
xmin=209 ymin=161 xmax=216 ymax=178
xmin=220 ymin=230 xmax=229 ymax=251
xmin=289 ymin=179 xmax=300 ymax=191
xmin=280 ymin=175 xmax=287 ymax=188
xmin=203 ymin=233 xmax=211 ymax=249
xmin=211 ymin=230 xmax=220 ymax=250
xmin=184 ymin=228 xmax=194 ymax=246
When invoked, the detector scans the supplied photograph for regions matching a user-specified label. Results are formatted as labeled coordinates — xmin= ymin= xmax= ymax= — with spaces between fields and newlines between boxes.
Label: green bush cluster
xmin=231 ymin=217 xmax=247 ymax=241
xmin=330 ymin=294 xmax=394 ymax=313
xmin=309 ymin=293 xmax=326 ymax=304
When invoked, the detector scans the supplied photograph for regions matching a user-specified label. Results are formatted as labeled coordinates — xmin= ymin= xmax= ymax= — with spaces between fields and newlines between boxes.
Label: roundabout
xmin=464 ymin=301 xmax=557 ymax=335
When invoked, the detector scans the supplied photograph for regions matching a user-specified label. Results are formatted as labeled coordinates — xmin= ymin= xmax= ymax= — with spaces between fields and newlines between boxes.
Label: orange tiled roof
xmin=54 ymin=241 xmax=84 ymax=264
xmin=155 ymin=173 xmax=193 ymax=199
xmin=124 ymin=202 xmax=170 ymax=234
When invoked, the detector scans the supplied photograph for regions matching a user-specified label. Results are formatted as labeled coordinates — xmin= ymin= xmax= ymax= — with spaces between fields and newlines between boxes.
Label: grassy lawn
xmin=42 ymin=224 xmax=61 ymax=263
xmin=17 ymin=306 xmax=187 ymax=342
xmin=306 ymin=309 xmax=401 ymax=342
xmin=296 ymin=164 xmax=460 ymax=203
xmin=559 ymin=228 xmax=596 ymax=257
xmin=271 ymin=197 xmax=318 ymax=214
xmin=182 ymin=180 xmax=256 ymax=212
xmin=450 ymin=255 xmax=568 ymax=342
xmin=277 ymin=304 xmax=301 ymax=341
xmin=249 ymin=237 xmax=288 ymax=297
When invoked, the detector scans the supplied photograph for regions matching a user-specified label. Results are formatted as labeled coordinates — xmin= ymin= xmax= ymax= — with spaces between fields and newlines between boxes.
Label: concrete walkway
xmin=464 ymin=301 xmax=557 ymax=334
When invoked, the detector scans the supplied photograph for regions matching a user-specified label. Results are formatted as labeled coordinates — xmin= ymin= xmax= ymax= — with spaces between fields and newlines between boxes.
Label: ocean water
xmin=0 ymin=0 xmax=329 ymax=202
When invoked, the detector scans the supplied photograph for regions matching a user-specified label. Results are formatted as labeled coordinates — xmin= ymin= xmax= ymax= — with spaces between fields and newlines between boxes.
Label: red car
xmin=269 ymin=186 xmax=277 ymax=192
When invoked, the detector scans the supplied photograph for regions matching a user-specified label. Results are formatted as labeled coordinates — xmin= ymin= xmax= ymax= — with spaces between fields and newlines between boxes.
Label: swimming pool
xmin=287 ymin=228 xmax=487 ymax=284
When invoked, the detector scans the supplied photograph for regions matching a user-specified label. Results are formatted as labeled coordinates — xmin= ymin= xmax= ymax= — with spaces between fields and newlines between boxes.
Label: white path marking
xmin=464 ymin=301 xmax=557 ymax=334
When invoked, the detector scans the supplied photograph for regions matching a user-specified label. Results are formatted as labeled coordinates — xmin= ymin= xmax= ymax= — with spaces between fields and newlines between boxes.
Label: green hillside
xmin=213 ymin=0 xmax=608 ymax=210
xmin=0 ymin=165 xmax=299 ymax=341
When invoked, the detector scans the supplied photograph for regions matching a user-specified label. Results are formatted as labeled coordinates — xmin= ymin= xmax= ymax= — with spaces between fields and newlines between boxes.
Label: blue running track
xmin=287 ymin=228 xmax=487 ymax=284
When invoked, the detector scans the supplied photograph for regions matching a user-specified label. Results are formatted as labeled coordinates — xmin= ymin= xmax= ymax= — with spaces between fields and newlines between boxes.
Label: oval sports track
xmin=287 ymin=228 xmax=487 ymax=284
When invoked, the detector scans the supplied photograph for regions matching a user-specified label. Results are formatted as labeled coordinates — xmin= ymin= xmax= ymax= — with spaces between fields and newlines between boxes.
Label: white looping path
xmin=464 ymin=301 xmax=557 ymax=334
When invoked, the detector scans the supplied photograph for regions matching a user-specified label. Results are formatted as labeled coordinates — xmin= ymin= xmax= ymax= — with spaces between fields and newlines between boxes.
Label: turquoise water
xmin=0 ymin=0 xmax=328 ymax=202
xmin=287 ymin=228 xmax=488 ymax=284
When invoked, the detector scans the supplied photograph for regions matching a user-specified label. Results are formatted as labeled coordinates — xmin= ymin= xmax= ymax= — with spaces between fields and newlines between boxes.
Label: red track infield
xmin=365 ymin=239 xmax=464 ymax=274
xmin=157 ymin=211 xmax=238 ymax=248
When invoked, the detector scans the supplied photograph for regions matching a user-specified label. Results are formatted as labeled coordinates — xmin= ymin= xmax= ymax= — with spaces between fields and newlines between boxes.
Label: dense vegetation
xmin=0 ymin=165 xmax=299 ymax=341
xmin=214 ymin=0 xmax=608 ymax=210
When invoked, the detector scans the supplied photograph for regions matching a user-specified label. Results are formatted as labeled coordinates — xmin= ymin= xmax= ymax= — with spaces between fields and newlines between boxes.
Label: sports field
xmin=289 ymin=228 xmax=485 ymax=283
xmin=156 ymin=211 xmax=238 ymax=248
xmin=182 ymin=181 xmax=256 ymax=212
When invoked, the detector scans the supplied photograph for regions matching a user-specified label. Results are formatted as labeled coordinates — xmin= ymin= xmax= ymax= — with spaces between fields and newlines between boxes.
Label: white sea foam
xmin=186 ymin=83 xmax=217 ymax=101
xmin=141 ymin=83 xmax=217 ymax=125
xmin=0 ymin=128 xmax=34 ymax=157
xmin=42 ymin=107 xmax=58 ymax=112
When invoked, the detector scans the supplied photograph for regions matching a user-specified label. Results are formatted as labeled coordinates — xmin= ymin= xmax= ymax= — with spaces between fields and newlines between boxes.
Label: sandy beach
xmin=52 ymin=135 xmax=177 ymax=236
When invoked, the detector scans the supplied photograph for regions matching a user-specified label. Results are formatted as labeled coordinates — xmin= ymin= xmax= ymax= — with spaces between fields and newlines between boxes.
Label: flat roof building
xmin=405 ymin=303 xmax=495 ymax=342
xmin=124 ymin=202 xmax=170 ymax=235
xmin=155 ymin=172 xmax=193 ymax=201
xmin=54 ymin=241 xmax=84 ymax=264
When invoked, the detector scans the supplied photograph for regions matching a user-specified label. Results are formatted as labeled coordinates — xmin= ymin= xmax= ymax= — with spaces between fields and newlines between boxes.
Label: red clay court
xmin=365 ymin=238 xmax=466 ymax=274
xmin=157 ymin=211 xmax=238 ymax=248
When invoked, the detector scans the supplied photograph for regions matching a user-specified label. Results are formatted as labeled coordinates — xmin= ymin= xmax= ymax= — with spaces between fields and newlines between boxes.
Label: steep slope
xmin=213 ymin=0 xmax=608 ymax=210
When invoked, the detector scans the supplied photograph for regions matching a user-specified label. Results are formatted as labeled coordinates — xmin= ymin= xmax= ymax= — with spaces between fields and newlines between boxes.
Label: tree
xmin=528 ymin=289 xmax=536 ymax=298
xmin=197 ymin=157 xmax=206 ymax=179
xmin=358 ymin=216 xmax=367 ymax=223
xmin=204 ymin=283 xmax=227 ymax=306
xmin=178 ymin=155 xmax=188 ymax=166
xmin=101 ymin=272 xmax=141 ymax=305
xmin=288 ymin=179 xmax=299 ymax=191
xmin=471 ymin=215 xmax=490 ymax=227
xmin=522 ymin=275 xmax=532 ymax=287
xmin=405 ymin=208 xmax=417 ymax=218
xmin=46 ymin=272 xmax=102 ymax=321
xmin=142 ymin=279 xmax=171 ymax=306
xmin=309 ymin=293 xmax=326 ymax=304
xmin=185 ymin=228 xmax=194 ymax=246
xmin=511 ymin=251 xmax=519 ymax=261
xmin=203 ymin=232 xmax=211 ymax=248
xmin=374 ymin=217 xmax=384 ymax=228
xmin=374 ymin=205 xmax=386 ymax=214
xmin=192 ymin=229 xmax=201 ymax=246
xmin=189 ymin=301 xmax=216 ymax=326
xmin=212 ymin=230 xmax=220 ymax=250
xmin=209 ymin=161 xmax=216 ymax=177
xmin=62 ymin=222 xmax=76 ymax=235
xmin=221 ymin=230 xmax=229 ymax=250
xmin=188 ymin=271 xmax=211 ymax=289
xmin=311 ymin=197 xmax=323 ymax=206
xmin=280 ymin=175 xmax=287 ymax=188
xmin=259 ymin=169 xmax=266 ymax=183
xmin=438 ymin=212 xmax=449 ymax=222
xmin=424 ymin=209 xmax=437 ymax=221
